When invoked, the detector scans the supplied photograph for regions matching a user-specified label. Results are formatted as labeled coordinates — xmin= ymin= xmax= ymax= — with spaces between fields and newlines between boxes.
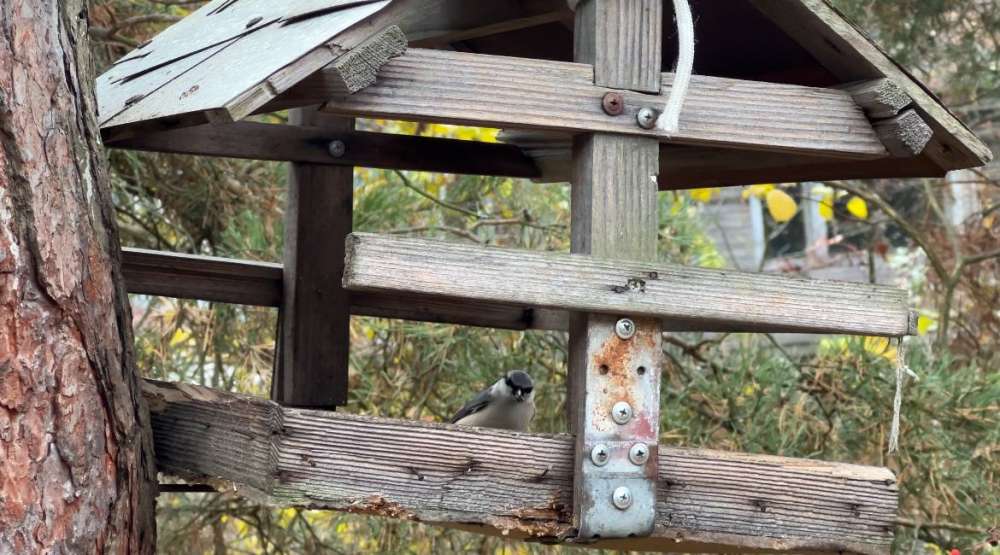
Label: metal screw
xmin=615 ymin=318 xmax=636 ymax=340
xmin=590 ymin=444 xmax=610 ymax=466
xmin=629 ymin=443 xmax=649 ymax=465
xmin=636 ymin=107 xmax=658 ymax=129
xmin=612 ymin=486 xmax=633 ymax=510
xmin=601 ymin=92 xmax=625 ymax=116
xmin=328 ymin=140 xmax=346 ymax=158
xmin=611 ymin=401 xmax=633 ymax=424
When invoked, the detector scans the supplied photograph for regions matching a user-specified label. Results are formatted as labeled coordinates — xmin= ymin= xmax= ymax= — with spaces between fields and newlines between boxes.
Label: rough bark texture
xmin=0 ymin=1 xmax=157 ymax=553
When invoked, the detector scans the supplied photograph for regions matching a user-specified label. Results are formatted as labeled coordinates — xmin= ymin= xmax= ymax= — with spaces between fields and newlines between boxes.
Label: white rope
xmin=656 ymin=0 xmax=695 ymax=133
xmin=888 ymin=337 xmax=919 ymax=454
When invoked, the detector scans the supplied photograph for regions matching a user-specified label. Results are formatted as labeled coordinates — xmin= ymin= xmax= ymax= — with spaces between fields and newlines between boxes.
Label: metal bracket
xmin=574 ymin=314 xmax=661 ymax=539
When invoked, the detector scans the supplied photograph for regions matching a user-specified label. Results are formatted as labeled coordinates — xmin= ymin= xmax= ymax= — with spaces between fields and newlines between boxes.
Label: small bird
xmin=450 ymin=370 xmax=535 ymax=431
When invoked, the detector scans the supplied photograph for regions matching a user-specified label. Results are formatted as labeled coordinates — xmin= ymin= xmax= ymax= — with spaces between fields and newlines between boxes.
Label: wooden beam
xmin=293 ymin=48 xmax=887 ymax=158
xmin=105 ymin=121 xmax=540 ymax=179
xmin=838 ymin=78 xmax=912 ymax=119
xmin=573 ymin=0 xmax=662 ymax=93
xmin=872 ymin=109 xmax=933 ymax=158
xmin=343 ymin=232 xmax=914 ymax=337
xmin=274 ymin=109 xmax=352 ymax=408
xmin=144 ymin=379 xmax=898 ymax=554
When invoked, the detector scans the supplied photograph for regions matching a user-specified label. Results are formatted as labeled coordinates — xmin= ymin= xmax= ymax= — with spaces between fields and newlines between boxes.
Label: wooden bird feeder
xmin=100 ymin=0 xmax=990 ymax=552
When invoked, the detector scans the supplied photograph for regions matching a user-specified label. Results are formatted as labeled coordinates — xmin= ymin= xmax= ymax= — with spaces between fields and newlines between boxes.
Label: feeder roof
xmin=96 ymin=0 xmax=991 ymax=182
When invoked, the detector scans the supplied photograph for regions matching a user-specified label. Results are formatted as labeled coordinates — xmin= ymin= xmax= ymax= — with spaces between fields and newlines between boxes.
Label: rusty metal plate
xmin=574 ymin=314 xmax=661 ymax=539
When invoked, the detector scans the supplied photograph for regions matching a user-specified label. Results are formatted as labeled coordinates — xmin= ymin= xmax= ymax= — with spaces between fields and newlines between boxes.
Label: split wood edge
xmin=143 ymin=379 xmax=897 ymax=554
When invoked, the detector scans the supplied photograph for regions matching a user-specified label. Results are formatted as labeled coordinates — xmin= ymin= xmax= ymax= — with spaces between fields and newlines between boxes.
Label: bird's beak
xmin=514 ymin=391 xmax=525 ymax=402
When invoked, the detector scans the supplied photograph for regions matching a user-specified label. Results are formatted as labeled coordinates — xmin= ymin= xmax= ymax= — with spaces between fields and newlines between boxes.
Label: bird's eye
xmin=522 ymin=387 xmax=533 ymax=394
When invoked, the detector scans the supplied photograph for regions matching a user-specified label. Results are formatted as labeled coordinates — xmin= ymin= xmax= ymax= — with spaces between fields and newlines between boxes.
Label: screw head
xmin=636 ymin=107 xmax=658 ymax=129
xmin=601 ymin=92 xmax=625 ymax=116
xmin=328 ymin=140 xmax=347 ymax=158
xmin=615 ymin=318 xmax=636 ymax=340
xmin=612 ymin=486 xmax=633 ymax=510
xmin=611 ymin=401 xmax=633 ymax=424
xmin=629 ymin=443 xmax=649 ymax=465
xmin=590 ymin=444 xmax=610 ymax=466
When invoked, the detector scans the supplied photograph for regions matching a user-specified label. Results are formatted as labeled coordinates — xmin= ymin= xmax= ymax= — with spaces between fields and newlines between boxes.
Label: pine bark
xmin=0 ymin=1 xmax=157 ymax=553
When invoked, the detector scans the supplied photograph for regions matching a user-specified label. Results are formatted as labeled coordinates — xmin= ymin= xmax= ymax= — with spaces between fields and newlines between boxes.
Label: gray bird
xmin=450 ymin=370 xmax=535 ymax=431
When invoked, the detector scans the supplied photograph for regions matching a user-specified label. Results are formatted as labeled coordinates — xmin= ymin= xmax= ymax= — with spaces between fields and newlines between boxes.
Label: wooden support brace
xmin=838 ymin=78 xmax=912 ymax=119
xmin=143 ymin=379 xmax=898 ymax=554
xmin=273 ymin=108 xmax=352 ymax=408
xmin=873 ymin=109 xmax=934 ymax=158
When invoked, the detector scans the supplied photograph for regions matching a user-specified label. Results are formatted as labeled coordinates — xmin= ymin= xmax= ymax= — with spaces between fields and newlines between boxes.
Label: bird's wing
xmin=450 ymin=386 xmax=493 ymax=424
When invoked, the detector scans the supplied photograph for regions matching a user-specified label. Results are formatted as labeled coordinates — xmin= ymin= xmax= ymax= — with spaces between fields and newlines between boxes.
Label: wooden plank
xmin=872 ymin=109 xmax=933 ymax=158
xmin=838 ymin=78 xmax=912 ymax=119
xmin=343 ymin=232 xmax=914 ymax=337
xmin=275 ymin=109 xmax=353 ymax=408
xmin=122 ymin=247 xmax=283 ymax=306
xmin=573 ymin=0 xmax=662 ymax=93
xmin=105 ymin=121 xmax=540 ymax=179
xmin=144 ymin=379 xmax=898 ymax=554
xmin=304 ymin=48 xmax=887 ymax=158
xmin=750 ymin=0 xmax=992 ymax=170
xmin=100 ymin=1 xmax=392 ymax=131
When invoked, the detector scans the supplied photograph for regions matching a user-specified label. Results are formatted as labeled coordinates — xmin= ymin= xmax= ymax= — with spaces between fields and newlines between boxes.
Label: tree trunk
xmin=0 ymin=1 xmax=157 ymax=553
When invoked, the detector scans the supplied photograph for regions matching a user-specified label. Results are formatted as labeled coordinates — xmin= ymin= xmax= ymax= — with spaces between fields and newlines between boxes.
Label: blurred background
xmin=90 ymin=1 xmax=998 ymax=553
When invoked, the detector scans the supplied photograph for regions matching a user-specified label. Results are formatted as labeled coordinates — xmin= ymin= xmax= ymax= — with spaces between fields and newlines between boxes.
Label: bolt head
xmin=615 ymin=318 xmax=636 ymax=340
xmin=612 ymin=486 xmax=633 ymax=510
xmin=328 ymin=140 xmax=347 ymax=158
xmin=590 ymin=444 xmax=610 ymax=466
xmin=601 ymin=92 xmax=625 ymax=116
xmin=611 ymin=401 xmax=633 ymax=425
xmin=636 ymin=107 xmax=658 ymax=129
xmin=629 ymin=443 xmax=650 ymax=465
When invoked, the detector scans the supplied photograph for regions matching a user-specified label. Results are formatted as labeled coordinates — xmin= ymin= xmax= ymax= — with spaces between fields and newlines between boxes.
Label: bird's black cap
xmin=505 ymin=370 xmax=533 ymax=390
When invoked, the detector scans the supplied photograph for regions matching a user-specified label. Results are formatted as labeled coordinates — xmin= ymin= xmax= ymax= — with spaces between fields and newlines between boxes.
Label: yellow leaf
xmin=169 ymin=329 xmax=190 ymax=347
xmin=689 ymin=187 xmax=718 ymax=203
xmin=863 ymin=336 xmax=896 ymax=361
xmin=846 ymin=196 xmax=869 ymax=220
xmin=742 ymin=183 xmax=775 ymax=200
xmin=917 ymin=314 xmax=935 ymax=335
xmin=765 ymin=189 xmax=798 ymax=222
xmin=818 ymin=190 xmax=835 ymax=221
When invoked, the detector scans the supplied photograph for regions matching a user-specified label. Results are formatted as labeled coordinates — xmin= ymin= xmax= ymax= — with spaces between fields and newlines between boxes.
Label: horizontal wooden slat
xmin=290 ymin=48 xmax=887 ymax=158
xmin=106 ymin=122 xmax=540 ymax=178
xmin=343 ymin=233 xmax=913 ymax=336
xmin=144 ymin=379 xmax=897 ymax=554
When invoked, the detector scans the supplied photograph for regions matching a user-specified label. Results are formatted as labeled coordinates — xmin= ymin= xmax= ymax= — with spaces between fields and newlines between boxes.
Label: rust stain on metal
xmin=601 ymin=91 xmax=625 ymax=116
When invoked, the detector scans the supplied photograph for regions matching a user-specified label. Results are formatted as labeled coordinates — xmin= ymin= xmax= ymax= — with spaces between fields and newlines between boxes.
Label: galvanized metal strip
xmin=575 ymin=314 xmax=661 ymax=539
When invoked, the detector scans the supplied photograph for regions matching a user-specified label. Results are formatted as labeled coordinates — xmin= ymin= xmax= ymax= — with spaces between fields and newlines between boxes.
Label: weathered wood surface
xmin=750 ymin=0 xmax=992 ymax=170
xmin=499 ymin=132 xmax=948 ymax=188
xmin=308 ymin=48 xmax=887 ymax=158
xmin=98 ymin=0 xmax=392 ymax=130
xmin=343 ymin=233 xmax=914 ymax=337
xmin=873 ymin=109 xmax=933 ymax=158
xmin=144 ymin=379 xmax=898 ymax=554
xmin=573 ymin=0 xmax=662 ymax=93
xmin=107 ymin=121 xmax=540 ymax=179
xmin=122 ymin=247 xmax=283 ymax=306
xmin=838 ymin=78 xmax=911 ymax=119
xmin=275 ymin=109 xmax=352 ymax=408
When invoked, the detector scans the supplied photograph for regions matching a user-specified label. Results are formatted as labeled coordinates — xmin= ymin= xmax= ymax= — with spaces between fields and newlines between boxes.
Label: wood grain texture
xmin=343 ymin=233 xmax=913 ymax=337
xmin=143 ymin=379 xmax=897 ymax=554
xmin=873 ymin=109 xmax=933 ymax=157
xmin=275 ymin=109 xmax=354 ymax=408
xmin=838 ymin=78 xmax=911 ymax=119
xmin=99 ymin=1 xmax=390 ymax=130
xmin=106 ymin=121 xmax=540 ymax=178
xmin=312 ymin=48 xmax=887 ymax=158
xmin=573 ymin=0 xmax=663 ymax=93
xmin=750 ymin=0 xmax=991 ymax=170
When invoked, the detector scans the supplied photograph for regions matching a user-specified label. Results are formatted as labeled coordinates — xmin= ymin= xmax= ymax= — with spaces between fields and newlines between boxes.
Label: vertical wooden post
xmin=273 ymin=107 xmax=353 ymax=408
xmin=569 ymin=0 xmax=664 ymax=539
